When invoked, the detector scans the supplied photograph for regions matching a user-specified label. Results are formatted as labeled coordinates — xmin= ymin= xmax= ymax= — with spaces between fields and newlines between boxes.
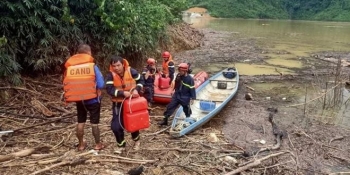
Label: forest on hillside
xmin=2 ymin=0 xmax=350 ymax=85
xmin=189 ymin=0 xmax=350 ymax=21
xmin=0 ymin=0 xmax=188 ymax=84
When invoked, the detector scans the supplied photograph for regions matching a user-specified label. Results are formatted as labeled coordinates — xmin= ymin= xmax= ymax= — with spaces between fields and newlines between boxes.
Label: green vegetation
xmin=189 ymin=0 xmax=350 ymax=21
xmin=0 ymin=0 xmax=188 ymax=84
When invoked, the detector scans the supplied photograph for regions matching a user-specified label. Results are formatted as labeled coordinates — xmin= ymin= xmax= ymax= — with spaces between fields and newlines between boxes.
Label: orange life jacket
xmin=110 ymin=59 xmax=137 ymax=102
xmin=162 ymin=55 xmax=173 ymax=76
xmin=63 ymin=54 xmax=97 ymax=102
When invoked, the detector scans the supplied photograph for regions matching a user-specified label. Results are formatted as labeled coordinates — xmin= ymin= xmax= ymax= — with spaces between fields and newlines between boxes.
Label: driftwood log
xmin=224 ymin=151 xmax=288 ymax=175
xmin=0 ymin=146 xmax=50 ymax=162
xmin=13 ymin=113 xmax=74 ymax=132
xmin=243 ymin=108 xmax=286 ymax=157
xmin=28 ymin=150 xmax=158 ymax=175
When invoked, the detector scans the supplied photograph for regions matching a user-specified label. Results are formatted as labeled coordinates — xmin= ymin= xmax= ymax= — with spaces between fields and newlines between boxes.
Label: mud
xmin=1 ymin=23 xmax=350 ymax=175
xmin=170 ymin=27 xmax=350 ymax=174
xmin=165 ymin=22 xmax=205 ymax=52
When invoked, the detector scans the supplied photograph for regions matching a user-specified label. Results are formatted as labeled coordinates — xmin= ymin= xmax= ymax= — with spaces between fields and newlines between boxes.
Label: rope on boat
xmin=172 ymin=114 xmax=200 ymax=131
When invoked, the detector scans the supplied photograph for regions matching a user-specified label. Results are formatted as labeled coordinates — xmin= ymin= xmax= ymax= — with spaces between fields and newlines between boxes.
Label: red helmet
xmin=178 ymin=63 xmax=189 ymax=71
xmin=147 ymin=58 xmax=156 ymax=65
xmin=162 ymin=51 xmax=170 ymax=58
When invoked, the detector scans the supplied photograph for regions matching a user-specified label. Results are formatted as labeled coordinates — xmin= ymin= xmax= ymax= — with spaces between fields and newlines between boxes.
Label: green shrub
xmin=0 ymin=0 xmax=189 ymax=84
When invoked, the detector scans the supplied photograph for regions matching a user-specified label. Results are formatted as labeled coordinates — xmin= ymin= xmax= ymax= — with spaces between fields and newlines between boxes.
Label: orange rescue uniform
xmin=63 ymin=54 xmax=97 ymax=102
xmin=110 ymin=59 xmax=137 ymax=102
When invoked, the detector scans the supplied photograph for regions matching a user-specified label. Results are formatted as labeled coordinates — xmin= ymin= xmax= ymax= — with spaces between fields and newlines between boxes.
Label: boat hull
xmin=170 ymin=68 xmax=239 ymax=137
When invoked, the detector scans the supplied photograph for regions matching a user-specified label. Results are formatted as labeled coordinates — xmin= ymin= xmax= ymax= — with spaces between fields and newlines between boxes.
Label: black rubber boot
xmin=158 ymin=117 xmax=168 ymax=126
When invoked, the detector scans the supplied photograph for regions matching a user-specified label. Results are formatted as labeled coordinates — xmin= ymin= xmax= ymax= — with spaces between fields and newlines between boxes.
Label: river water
xmin=183 ymin=15 xmax=350 ymax=128
xmin=183 ymin=17 xmax=350 ymax=56
xmin=183 ymin=16 xmax=350 ymax=73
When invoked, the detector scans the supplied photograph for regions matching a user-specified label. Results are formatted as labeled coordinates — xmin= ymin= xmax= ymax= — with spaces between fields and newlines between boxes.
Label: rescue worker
xmin=161 ymin=51 xmax=175 ymax=85
xmin=63 ymin=44 xmax=105 ymax=151
xmin=159 ymin=63 xmax=196 ymax=125
xmin=142 ymin=58 xmax=157 ymax=106
xmin=105 ymin=55 xmax=144 ymax=152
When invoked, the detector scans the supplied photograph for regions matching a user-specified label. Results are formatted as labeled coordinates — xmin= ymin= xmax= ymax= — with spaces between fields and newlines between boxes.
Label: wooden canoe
xmin=170 ymin=67 xmax=239 ymax=137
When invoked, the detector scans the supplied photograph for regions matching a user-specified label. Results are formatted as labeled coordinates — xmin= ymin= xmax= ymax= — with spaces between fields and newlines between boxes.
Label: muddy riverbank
xmin=1 ymin=23 xmax=350 ymax=175
xmin=171 ymin=27 xmax=350 ymax=174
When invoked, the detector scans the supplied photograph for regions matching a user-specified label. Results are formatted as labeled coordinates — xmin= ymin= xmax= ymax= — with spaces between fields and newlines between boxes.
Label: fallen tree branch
xmin=30 ymin=99 xmax=54 ymax=117
xmin=0 ymin=111 xmax=49 ymax=120
xmin=29 ymin=150 xmax=156 ymax=175
xmin=0 ymin=86 xmax=42 ymax=95
xmin=327 ymin=153 xmax=350 ymax=163
xmin=224 ymin=151 xmax=288 ymax=175
xmin=329 ymin=172 xmax=350 ymax=175
xmin=0 ymin=146 xmax=50 ymax=163
xmin=23 ymin=78 xmax=62 ymax=88
xmin=256 ymin=159 xmax=294 ymax=170
xmin=149 ymin=115 xmax=167 ymax=119
xmin=87 ymin=158 xmax=155 ymax=164
xmin=184 ymin=135 xmax=219 ymax=149
xmin=30 ymin=161 xmax=71 ymax=175
xmin=48 ymin=104 xmax=71 ymax=114
xmin=162 ymin=164 xmax=202 ymax=175
xmin=245 ymin=85 xmax=255 ymax=91
xmin=243 ymin=110 xmax=286 ymax=157
xmin=329 ymin=135 xmax=348 ymax=144
xmin=13 ymin=113 xmax=74 ymax=132
xmin=133 ymin=147 xmax=242 ymax=153
xmin=274 ymin=68 xmax=283 ymax=76
xmin=0 ymin=148 xmax=35 ymax=162
xmin=145 ymin=126 xmax=170 ymax=136
xmin=29 ymin=150 xmax=97 ymax=175
xmin=30 ymin=157 xmax=88 ymax=175
xmin=95 ymin=154 xmax=158 ymax=163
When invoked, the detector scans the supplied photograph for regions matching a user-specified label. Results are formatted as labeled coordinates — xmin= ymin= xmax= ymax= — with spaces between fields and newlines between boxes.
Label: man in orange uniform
xmin=159 ymin=63 xmax=196 ymax=125
xmin=142 ymin=58 xmax=157 ymax=106
xmin=105 ymin=55 xmax=144 ymax=152
xmin=161 ymin=51 xmax=175 ymax=84
xmin=63 ymin=44 xmax=105 ymax=151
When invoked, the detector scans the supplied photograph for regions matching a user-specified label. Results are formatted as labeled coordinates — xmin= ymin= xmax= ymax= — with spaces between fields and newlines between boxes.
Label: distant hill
xmin=188 ymin=0 xmax=350 ymax=21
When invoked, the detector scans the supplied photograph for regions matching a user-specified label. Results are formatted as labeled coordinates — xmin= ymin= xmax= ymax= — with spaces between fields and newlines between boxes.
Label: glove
xmin=188 ymin=69 xmax=193 ymax=74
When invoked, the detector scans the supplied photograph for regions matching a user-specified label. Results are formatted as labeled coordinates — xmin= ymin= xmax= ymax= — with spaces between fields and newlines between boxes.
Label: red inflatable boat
xmin=153 ymin=71 xmax=209 ymax=104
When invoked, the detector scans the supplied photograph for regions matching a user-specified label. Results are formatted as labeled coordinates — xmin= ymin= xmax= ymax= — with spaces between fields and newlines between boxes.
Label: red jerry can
xmin=123 ymin=97 xmax=150 ymax=133
xmin=158 ymin=76 xmax=170 ymax=89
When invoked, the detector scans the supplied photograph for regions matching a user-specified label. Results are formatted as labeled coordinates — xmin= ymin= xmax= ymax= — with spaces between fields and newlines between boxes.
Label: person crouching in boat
xmin=161 ymin=51 xmax=175 ymax=85
xmin=105 ymin=55 xmax=144 ymax=152
xmin=159 ymin=63 xmax=196 ymax=126
xmin=142 ymin=58 xmax=157 ymax=108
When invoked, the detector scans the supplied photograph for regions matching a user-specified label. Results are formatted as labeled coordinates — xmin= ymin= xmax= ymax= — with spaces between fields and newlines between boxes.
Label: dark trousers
xmin=76 ymin=102 xmax=100 ymax=124
xmin=143 ymin=86 xmax=154 ymax=103
xmin=111 ymin=103 xmax=139 ymax=147
xmin=163 ymin=96 xmax=192 ymax=118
